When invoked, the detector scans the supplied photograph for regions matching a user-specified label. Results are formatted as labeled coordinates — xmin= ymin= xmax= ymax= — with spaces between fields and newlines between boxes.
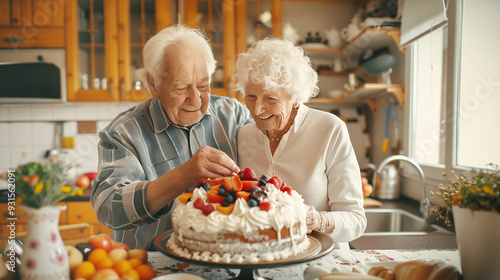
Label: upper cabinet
xmin=0 ymin=0 xmax=65 ymax=48
xmin=65 ymin=0 xmax=175 ymax=102
xmin=183 ymin=0 xmax=236 ymax=97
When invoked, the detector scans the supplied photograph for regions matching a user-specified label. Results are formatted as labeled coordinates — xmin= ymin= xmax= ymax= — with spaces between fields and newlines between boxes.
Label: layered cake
xmin=167 ymin=168 xmax=310 ymax=263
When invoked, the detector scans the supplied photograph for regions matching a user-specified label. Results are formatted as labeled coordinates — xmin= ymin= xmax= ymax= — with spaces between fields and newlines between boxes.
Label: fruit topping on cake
xmin=177 ymin=167 xmax=292 ymax=215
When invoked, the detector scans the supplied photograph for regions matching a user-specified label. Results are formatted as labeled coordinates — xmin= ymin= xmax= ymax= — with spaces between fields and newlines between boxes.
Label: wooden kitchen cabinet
xmin=65 ymin=0 xmax=175 ymax=102
xmin=183 ymin=0 xmax=282 ymax=98
xmin=66 ymin=201 xmax=112 ymax=238
xmin=0 ymin=0 xmax=65 ymax=48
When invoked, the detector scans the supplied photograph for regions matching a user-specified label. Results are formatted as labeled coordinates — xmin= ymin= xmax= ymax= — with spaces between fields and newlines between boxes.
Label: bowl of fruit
xmin=66 ymin=234 xmax=157 ymax=280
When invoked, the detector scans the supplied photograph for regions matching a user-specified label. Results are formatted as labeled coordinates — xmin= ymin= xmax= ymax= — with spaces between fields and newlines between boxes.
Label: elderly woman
xmin=235 ymin=38 xmax=366 ymax=249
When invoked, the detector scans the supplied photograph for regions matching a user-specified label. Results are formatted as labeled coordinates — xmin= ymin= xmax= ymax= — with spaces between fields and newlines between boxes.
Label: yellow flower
xmin=34 ymin=182 xmax=44 ymax=194
xmin=71 ymin=188 xmax=84 ymax=196
xmin=483 ymin=185 xmax=495 ymax=196
xmin=61 ymin=186 xmax=72 ymax=194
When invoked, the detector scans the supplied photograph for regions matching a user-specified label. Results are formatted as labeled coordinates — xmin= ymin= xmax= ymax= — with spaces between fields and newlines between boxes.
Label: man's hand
xmin=145 ymin=146 xmax=239 ymax=214
xmin=175 ymin=146 xmax=240 ymax=188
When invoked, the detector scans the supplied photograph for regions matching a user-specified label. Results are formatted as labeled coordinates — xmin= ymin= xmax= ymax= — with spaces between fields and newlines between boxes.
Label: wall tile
xmin=53 ymin=104 xmax=76 ymax=120
xmin=8 ymin=106 xmax=32 ymax=121
xmin=31 ymin=105 xmax=55 ymax=121
xmin=33 ymin=146 xmax=51 ymax=162
xmin=76 ymin=103 xmax=99 ymax=120
xmin=0 ymin=147 xmax=11 ymax=169
xmin=32 ymin=122 xmax=55 ymax=147
xmin=0 ymin=123 xmax=10 ymax=146
xmin=10 ymin=146 xmax=33 ymax=167
xmin=0 ymin=108 xmax=9 ymax=121
xmin=97 ymin=120 xmax=111 ymax=132
xmin=63 ymin=121 xmax=78 ymax=137
xmin=10 ymin=123 xmax=33 ymax=146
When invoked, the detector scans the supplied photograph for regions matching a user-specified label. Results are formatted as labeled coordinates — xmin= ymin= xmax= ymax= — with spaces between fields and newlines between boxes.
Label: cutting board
xmin=363 ymin=198 xmax=382 ymax=208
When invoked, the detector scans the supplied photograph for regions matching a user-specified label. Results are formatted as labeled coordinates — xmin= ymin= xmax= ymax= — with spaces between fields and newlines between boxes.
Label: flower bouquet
xmin=431 ymin=163 xmax=500 ymax=280
xmin=14 ymin=158 xmax=83 ymax=208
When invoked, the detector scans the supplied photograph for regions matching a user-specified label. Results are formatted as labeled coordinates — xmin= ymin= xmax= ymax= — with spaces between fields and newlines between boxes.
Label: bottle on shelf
xmin=305 ymin=32 xmax=313 ymax=43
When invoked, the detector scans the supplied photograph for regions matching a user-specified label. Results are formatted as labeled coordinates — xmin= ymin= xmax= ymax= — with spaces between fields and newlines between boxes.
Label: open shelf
xmin=309 ymin=98 xmax=378 ymax=115
xmin=343 ymin=83 xmax=404 ymax=107
xmin=308 ymin=83 xmax=404 ymax=115
xmin=301 ymin=27 xmax=402 ymax=60
xmin=342 ymin=27 xmax=403 ymax=57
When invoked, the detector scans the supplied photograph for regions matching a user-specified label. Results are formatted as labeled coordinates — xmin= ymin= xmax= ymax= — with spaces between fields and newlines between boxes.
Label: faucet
xmin=375 ymin=155 xmax=429 ymax=218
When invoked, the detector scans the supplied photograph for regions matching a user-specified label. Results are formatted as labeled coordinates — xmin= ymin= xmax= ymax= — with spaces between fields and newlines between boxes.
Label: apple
xmin=66 ymin=245 xmax=84 ymax=272
xmin=75 ymin=174 xmax=91 ymax=188
xmin=108 ymin=248 xmax=128 ymax=263
xmin=363 ymin=183 xmax=373 ymax=198
xmin=128 ymin=249 xmax=148 ymax=264
xmin=88 ymin=234 xmax=113 ymax=253
xmin=111 ymin=241 xmax=129 ymax=251
xmin=90 ymin=268 xmax=120 ymax=280
xmin=75 ymin=243 xmax=94 ymax=261
xmin=84 ymin=172 xmax=98 ymax=180
xmin=361 ymin=176 xmax=369 ymax=187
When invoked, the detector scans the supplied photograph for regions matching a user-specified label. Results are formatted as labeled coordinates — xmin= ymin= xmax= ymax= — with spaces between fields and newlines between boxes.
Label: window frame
xmin=403 ymin=0 xmax=474 ymax=196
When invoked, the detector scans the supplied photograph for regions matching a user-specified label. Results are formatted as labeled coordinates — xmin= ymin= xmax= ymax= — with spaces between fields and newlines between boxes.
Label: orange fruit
xmin=121 ymin=269 xmax=140 ymax=280
xmin=135 ymin=264 xmax=157 ymax=280
xmin=74 ymin=261 xmax=96 ymax=279
xmin=95 ymin=256 xmax=114 ymax=270
xmin=128 ymin=258 xmax=143 ymax=268
xmin=113 ymin=259 xmax=132 ymax=276
xmin=88 ymin=248 xmax=108 ymax=265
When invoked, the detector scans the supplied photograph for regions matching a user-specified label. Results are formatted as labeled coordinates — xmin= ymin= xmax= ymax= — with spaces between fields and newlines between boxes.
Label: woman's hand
xmin=306 ymin=205 xmax=320 ymax=233
xmin=305 ymin=205 xmax=336 ymax=234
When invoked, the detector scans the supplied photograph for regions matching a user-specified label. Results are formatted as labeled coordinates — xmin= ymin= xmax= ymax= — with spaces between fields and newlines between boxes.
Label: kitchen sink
xmin=364 ymin=208 xmax=451 ymax=234
xmin=350 ymin=208 xmax=458 ymax=250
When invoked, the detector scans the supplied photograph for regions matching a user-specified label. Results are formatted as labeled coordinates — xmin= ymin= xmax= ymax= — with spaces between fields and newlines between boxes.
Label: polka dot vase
xmin=20 ymin=205 xmax=69 ymax=280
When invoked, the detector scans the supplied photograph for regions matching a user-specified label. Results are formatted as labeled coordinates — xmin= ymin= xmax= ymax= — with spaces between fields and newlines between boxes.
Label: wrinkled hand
xmin=306 ymin=205 xmax=321 ymax=233
xmin=305 ymin=205 xmax=336 ymax=234
xmin=175 ymin=146 xmax=240 ymax=189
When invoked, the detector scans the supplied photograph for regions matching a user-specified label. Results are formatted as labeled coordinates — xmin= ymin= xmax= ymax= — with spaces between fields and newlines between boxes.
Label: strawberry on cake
xmin=167 ymin=168 xmax=310 ymax=264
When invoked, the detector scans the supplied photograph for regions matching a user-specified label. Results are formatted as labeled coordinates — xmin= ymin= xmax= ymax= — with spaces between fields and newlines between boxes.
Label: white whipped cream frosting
xmin=169 ymin=183 xmax=311 ymax=263
xmin=173 ymin=185 xmax=308 ymax=235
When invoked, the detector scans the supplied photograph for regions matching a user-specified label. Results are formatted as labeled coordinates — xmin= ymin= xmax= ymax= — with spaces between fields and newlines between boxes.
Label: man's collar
xmin=150 ymin=97 xmax=213 ymax=133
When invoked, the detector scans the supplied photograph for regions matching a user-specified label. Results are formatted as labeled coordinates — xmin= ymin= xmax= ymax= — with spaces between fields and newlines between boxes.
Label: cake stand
xmin=153 ymin=230 xmax=335 ymax=280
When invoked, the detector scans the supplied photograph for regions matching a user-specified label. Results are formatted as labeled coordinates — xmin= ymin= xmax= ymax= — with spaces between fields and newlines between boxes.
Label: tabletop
xmin=148 ymin=248 xmax=461 ymax=279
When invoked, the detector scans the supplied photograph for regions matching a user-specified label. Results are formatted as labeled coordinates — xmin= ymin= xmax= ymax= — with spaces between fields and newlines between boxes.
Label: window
xmin=409 ymin=27 xmax=447 ymax=167
xmin=455 ymin=0 xmax=500 ymax=168
xmin=408 ymin=0 xmax=500 ymax=175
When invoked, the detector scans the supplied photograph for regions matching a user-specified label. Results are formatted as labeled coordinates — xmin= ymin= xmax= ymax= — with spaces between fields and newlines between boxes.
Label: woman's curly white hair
xmin=233 ymin=38 xmax=319 ymax=104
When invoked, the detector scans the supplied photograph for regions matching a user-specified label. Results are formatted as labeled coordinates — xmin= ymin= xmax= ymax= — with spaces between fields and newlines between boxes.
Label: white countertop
xmin=148 ymin=248 xmax=460 ymax=279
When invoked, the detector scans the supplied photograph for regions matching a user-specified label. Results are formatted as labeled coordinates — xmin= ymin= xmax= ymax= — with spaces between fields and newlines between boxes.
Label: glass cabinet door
xmin=185 ymin=0 xmax=235 ymax=97
xmin=67 ymin=0 xmax=119 ymax=101
xmin=235 ymin=0 xmax=282 ymax=53
xmin=119 ymin=0 xmax=175 ymax=101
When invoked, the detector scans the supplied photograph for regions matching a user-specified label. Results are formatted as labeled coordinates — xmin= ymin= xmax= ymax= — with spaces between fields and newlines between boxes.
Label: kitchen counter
xmin=148 ymin=248 xmax=461 ymax=279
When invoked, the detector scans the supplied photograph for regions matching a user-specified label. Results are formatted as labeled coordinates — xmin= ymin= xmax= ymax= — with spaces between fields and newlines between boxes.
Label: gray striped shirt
xmin=90 ymin=96 xmax=252 ymax=249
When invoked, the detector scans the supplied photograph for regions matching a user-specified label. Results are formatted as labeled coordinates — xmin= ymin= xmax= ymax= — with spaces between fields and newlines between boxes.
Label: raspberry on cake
xmin=167 ymin=168 xmax=310 ymax=264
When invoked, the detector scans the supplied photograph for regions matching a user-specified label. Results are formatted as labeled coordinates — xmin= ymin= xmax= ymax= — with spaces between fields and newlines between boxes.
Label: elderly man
xmin=91 ymin=25 xmax=252 ymax=249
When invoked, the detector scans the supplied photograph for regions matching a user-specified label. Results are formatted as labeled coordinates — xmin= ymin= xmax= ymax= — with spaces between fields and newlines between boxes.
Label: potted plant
xmin=4 ymin=157 xmax=83 ymax=279
xmin=431 ymin=163 xmax=499 ymax=280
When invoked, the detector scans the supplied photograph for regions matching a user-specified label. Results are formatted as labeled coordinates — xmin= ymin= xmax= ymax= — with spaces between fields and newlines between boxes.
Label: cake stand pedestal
xmin=153 ymin=230 xmax=335 ymax=280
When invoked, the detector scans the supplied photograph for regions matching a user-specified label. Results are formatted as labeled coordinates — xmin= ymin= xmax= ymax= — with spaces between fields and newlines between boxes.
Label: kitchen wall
xmin=0 ymin=102 xmax=140 ymax=178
